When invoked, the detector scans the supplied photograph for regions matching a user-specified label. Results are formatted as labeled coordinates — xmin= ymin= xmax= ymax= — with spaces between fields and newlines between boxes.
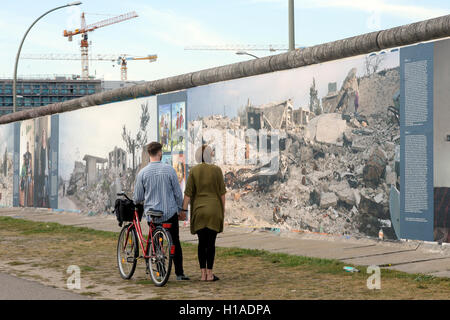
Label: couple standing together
xmin=134 ymin=142 xmax=225 ymax=282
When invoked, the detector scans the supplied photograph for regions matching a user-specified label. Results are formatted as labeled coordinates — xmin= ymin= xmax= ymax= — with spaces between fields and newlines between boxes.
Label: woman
xmin=181 ymin=145 xmax=226 ymax=281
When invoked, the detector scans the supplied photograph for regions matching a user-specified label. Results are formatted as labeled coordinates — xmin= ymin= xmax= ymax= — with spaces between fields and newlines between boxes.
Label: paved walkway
xmin=0 ymin=272 xmax=89 ymax=300
xmin=1 ymin=207 xmax=450 ymax=278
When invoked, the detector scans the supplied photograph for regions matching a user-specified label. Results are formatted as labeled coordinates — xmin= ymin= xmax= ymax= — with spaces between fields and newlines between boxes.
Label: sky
xmin=0 ymin=0 xmax=448 ymax=82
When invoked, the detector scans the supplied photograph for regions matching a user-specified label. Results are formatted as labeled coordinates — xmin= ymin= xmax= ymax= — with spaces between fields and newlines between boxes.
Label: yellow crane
xmin=21 ymin=53 xmax=157 ymax=81
xmin=63 ymin=11 xmax=139 ymax=80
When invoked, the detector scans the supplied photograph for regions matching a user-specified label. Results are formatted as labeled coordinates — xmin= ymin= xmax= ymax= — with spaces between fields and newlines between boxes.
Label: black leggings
xmin=197 ymin=228 xmax=218 ymax=269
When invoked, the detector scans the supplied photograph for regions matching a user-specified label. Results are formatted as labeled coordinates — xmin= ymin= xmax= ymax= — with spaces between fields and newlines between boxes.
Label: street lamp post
xmin=236 ymin=51 xmax=259 ymax=59
xmin=13 ymin=2 xmax=82 ymax=113
xmin=289 ymin=0 xmax=295 ymax=51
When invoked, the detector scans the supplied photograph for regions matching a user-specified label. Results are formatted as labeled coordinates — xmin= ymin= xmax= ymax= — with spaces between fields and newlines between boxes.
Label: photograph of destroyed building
xmin=58 ymin=97 xmax=157 ymax=214
xmin=34 ymin=116 xmax=52 ymax=208
xmin=19 ymin=119 xmax=35 ymax=207
xmin=186 ymin=51 xmax=401 ymax=239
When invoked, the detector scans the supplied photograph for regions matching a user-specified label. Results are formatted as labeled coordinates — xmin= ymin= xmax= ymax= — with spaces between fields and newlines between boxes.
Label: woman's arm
xmin=217 ymin=166 xmax=226 ymax=214
xmin=221 ymin=194 xmax=225 ymax=213
xmin=179 ymin=195 xmax=190 ymax=221
xmin=182 ymin=195 xmax=190 ymax=211
xmin=182 ymin=170 xmax=195 ymax=220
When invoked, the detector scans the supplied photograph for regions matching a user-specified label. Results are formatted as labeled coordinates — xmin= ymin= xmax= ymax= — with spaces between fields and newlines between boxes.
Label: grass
xmin=0 ymin=217 xmax=116 ymax=239
xmin=7 ymin=261 xmax=28 ymax=266
xmin=0 ymin=216 xmax=449 ymax=300
xmin=219 ymin=248 xmax=345 ymax=271
xmin=80 ymin=266 xmax=96 ymax=272
xmin=80 ymin=292 xmax=100 ymax=296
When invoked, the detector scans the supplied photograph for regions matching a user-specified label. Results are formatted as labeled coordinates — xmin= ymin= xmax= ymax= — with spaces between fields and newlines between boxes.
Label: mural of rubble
xmin=187 ymin=51 xmax=401 ymax=239
xmin=0 ymin=123 xmax=13 ymax=207
xmin=58 ymin=97 xmax=157 ymax=214
xmin=0 ymin=38 xmax=447 ymax=244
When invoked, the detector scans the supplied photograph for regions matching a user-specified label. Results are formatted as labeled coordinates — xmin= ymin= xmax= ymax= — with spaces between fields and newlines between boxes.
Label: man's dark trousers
xmin=165 ymin=213 xmax=184 ymax=276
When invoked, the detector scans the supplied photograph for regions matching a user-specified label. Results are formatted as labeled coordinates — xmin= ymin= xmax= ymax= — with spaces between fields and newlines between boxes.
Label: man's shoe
xmin=176 ymin=274 xmax=190 ymax=280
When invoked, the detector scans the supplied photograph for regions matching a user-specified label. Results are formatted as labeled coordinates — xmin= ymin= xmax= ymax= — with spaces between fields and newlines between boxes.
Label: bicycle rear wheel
xmin=146 ymin=226 xmax=173 ymax=287
xmin=117 ymin=224 xmax=139 ymax=280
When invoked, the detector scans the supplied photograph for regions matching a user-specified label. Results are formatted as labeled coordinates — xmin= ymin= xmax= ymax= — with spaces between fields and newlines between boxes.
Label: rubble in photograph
xmin=205 ymin=67 xmax=401 ymax=239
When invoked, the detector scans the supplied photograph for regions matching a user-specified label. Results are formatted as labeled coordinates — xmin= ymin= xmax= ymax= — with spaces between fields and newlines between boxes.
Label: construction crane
xmin=63 ymin=11 xmax=138 ymax=80
xmin=21 ymin=53 xmax=157 ymax=81
xmin=117 ymin=55 xmax=157 ymax=80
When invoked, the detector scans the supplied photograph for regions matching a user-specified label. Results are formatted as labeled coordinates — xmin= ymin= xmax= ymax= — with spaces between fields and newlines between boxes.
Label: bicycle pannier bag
xmin=114 ymin=199 xmax=135 ymax=227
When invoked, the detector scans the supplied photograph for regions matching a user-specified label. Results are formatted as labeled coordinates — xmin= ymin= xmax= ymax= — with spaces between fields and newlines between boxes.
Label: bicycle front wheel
xmin=117 ymin=224 xmax=139 ymax=280
xmin=146 ymin=226 xmax=173 ymax=287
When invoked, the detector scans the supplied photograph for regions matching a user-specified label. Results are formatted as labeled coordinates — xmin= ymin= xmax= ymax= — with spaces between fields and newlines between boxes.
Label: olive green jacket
xmin=184 ymin=163 xmax=226 ymax=234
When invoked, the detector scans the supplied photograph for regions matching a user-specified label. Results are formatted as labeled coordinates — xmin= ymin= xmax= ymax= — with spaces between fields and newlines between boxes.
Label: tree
xmin=365 ymin=54 xmax=385 ymax=76
xmin=121 ymin=102 xmax=150 ymax=179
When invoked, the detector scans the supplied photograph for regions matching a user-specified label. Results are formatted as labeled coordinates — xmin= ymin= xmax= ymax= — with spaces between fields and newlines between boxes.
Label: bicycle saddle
xmin=147 ymin=209 xmax=163 ymax=218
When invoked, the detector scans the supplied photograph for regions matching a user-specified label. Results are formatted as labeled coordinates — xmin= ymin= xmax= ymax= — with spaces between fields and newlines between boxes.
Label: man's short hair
xmin=147 ymin=142 xmax=162 ymax=156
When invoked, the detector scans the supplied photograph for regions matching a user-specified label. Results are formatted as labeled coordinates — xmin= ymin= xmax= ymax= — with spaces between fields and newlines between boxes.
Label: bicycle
xmin=115 ymin=192 xmax=175 ymax=287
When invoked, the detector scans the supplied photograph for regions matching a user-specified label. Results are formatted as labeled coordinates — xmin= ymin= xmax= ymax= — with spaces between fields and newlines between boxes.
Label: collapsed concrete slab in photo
xmin=304 ymin=113 xmax=348 ymax=145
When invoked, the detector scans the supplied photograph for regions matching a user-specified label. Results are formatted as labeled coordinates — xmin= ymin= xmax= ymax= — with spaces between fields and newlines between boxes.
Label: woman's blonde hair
xmin=195 ymin=144 xmax=213 ymax=164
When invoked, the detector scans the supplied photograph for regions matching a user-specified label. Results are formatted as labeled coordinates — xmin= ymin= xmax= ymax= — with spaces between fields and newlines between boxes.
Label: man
xmin=176 ymin=111 xmax=180 ymax=130
xmin=133 ymin=142 xmax=190 ymax=281
xmin=178 ymin=108 xmax=184 ymax=130
xmin=354 ymin=90 xmax=359 ymax=114
xmin=23 ymin=142 xmax=32 ymax=207
xmin=38 ymin=129 xmax=49 ymax=207
xmin=24 ymin=142 xmax=32 ymax=177
xmin=164 ymin=120 xmax=170 ymax=149
xmin=160 ymin=115 xmax=166 ymax=146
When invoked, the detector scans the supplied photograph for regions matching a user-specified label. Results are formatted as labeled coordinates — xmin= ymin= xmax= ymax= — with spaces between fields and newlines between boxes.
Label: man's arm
xmin=133 ymin=171 xmax=145 ymax=203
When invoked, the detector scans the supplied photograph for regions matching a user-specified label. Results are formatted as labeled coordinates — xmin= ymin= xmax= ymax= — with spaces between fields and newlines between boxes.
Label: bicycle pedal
xmin=126 ymin=257 xmax=135 ymax=263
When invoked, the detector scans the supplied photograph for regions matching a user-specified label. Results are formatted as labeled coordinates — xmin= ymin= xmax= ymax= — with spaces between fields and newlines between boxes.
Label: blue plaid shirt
xmin=133 ymin=161 xmax=183 ymax=223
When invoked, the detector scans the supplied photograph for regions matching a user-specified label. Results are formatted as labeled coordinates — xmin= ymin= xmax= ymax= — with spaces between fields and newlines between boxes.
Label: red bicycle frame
xmin=123 ymin=209 xmax=175 ymax=259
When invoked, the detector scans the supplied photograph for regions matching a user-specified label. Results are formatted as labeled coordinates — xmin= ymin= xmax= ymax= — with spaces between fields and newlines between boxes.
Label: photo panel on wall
xmin=171 ymin=101 xmax=186 ymax=152
xmin=159 ymin=104 xmax=172 ymax=153
xmin=172 ymin=152 xmax=186 ymax=192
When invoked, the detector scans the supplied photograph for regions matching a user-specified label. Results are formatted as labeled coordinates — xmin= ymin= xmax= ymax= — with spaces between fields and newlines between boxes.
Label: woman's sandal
xmin=207 ymin=275 xmax=220 ymax=282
